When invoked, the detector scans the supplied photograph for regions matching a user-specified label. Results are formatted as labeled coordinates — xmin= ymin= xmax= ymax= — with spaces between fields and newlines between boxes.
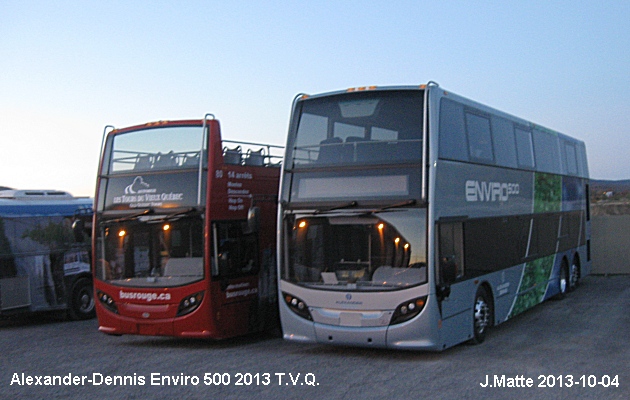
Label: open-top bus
xmin=278 ymin=83 xmax=590 ymax=350
xmin=93 ymin=115 xmax=282 ymax=338
xmin=0 ymin=189 xmax=94 ymax=320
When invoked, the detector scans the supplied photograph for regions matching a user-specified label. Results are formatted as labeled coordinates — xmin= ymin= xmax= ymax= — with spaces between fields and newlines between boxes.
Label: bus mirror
xmin=247 ymin=206 xmax=260 ymax=233
xmin=437 ymin=284 xmax=451 ymax=300
xmin=72 ymin=219 xmax=85 ymax=243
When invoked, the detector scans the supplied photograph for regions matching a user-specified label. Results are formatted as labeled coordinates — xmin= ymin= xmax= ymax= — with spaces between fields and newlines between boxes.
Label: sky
xmin=1 ymin=1 xmax=628 ymax=197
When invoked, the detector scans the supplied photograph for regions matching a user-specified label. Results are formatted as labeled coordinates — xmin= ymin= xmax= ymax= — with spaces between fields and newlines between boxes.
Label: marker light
xmin=298 ymin=221 xmax=307 ymax=229
xmin=377 ymin=223 xmax=385 ymax=230
xmin=347 ymin=86 xmax=377 ymax=92
xmin=118 ymin=230 xmax=126 ymax=237
xmin=395 ymin=237 xmax=400 ymax=244
xmin=163 ymin=224 xmax=170 ymax=231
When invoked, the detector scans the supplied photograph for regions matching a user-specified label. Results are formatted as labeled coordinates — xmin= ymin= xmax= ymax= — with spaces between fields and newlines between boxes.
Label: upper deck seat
xmin=317 ymin=137 xmax=343 ymax=164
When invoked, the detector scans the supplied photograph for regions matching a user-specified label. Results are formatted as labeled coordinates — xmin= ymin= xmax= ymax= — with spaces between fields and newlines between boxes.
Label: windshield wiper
xmin=314 ymin=201 xmax=358 ymax=214
xmin=379 ymin=199 xmax=416 ymax=211
xmin=370 ymin=199 xmax=416 ymax=213
xmin=151 ymin=207 xmax=197 ymax=222
xmin=101 ymin=208 xmax=154 ymax=226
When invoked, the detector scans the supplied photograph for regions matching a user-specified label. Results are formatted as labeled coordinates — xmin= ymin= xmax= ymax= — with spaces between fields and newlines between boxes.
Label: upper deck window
xmin=291 ymin=91 xmax=423 ymax=168
xmin=532 ymin=128 xmax=561 ymax=174
xmin=465 ymin=112 xmax=494 ymax=163
xmin=107 ymin=126 xmax=206 ymax=174
xmin=514 ymin=127 xmax=535 ymax=169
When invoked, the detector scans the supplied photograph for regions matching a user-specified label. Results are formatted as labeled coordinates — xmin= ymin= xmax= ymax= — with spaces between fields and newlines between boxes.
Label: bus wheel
xmin=568 ymin=260 xmax=580 ymax=292
xmin=471 ymin=286 xmax=492 ymax=344
xmin=68 ymin=278 xmax=96 ymax=320
xmin=556 ymin=263 xmax=569 ymax=299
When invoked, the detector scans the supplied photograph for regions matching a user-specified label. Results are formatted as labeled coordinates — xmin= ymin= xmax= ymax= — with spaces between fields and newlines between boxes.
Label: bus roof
xmin=0 ymin=190 xmax=93 ymax=217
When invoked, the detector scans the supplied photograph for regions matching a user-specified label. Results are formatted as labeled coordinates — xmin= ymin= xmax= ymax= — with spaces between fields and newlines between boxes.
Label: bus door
xmin=436 ymin=220 xmax=476 ymax=346
xmin=211 ymin=220 xmax=261 ymax=337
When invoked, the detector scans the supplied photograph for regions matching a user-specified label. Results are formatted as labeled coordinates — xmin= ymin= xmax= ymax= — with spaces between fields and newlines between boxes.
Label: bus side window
xmin=438 ymin=98 xmax=468 ymax=162
xmin=438 ymin=222 xmax=464 ymax=283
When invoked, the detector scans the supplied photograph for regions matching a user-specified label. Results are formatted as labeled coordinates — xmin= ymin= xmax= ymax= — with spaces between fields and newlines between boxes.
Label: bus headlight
xmin=282 ymin=292 xmax=312 ymax=321
xmin=177 ymin=292 xmax=204 ymax=316
xmin=97 ymin=291 xmax=118 ymax=314
xmin=390 ymin=296 xmax=427 ymax=325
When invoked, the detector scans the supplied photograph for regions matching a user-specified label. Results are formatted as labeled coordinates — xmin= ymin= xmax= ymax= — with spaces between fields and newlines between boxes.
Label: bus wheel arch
xmin=67 ymin=277 xmax=96 ymax=320
xmin=470 ymin=283 xmax=493 ymax=344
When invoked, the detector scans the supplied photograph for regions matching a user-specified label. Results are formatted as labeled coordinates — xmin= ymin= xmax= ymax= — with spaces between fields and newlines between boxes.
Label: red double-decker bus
xmin=93 ymin=115 xmax=282 ymax=338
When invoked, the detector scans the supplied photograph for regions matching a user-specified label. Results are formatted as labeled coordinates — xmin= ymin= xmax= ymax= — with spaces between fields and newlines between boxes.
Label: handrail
xmin=199 ymin=114 xmax=214 ymax=205
xmin=99 ymin=125 xmax=115 ymax=175
xmin=222 ymin=139 xmax=284 ymax=150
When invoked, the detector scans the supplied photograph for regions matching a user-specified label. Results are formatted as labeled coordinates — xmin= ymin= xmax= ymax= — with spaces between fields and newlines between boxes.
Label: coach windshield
xmin=107 ymin=126 xmax=206 ymax=174
xmin=289 ymin=90 xmax=424 ymax=168
xmin=95 ymin=215 xmax=204 ymax=288
xmin=283 ymin=209 xmax=427 ymax=291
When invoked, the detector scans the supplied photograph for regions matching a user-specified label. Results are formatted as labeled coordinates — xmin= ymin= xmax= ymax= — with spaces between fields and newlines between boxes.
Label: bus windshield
xmin=290 ymin=90 xmax=424 ymax=168
xmin=283 ymin=209 xmax=427 ymax=291
xmin=108 ymin=126 xmax=206 ymax=174
xmin=95 ymin=215 xmax=204 ymax=288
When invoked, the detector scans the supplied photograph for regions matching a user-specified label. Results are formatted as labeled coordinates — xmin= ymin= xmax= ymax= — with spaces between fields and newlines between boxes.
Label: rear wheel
xmin=68 ymin=278 xmax=96 ymax=320
xmin=471 ymin=286 xmax=492 ymax=344
xmin=568 ymin=260 xmax=580 ymax=291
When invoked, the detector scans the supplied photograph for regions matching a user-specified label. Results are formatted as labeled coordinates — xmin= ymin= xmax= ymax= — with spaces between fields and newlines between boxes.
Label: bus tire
xmin=68 ymin=278 xmax=96 ymax=320
xmin=471 ymin=286 xmax=492 ymax=345
xmin=568 ymin=258 xmax=580 ymax=292
xmin=556 ymin=262 xmax=569 ymax=300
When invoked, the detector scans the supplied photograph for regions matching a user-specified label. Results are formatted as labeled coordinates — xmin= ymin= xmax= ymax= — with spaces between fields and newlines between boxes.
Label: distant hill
xmin=590 ymin=179 xmax=630 ymax=194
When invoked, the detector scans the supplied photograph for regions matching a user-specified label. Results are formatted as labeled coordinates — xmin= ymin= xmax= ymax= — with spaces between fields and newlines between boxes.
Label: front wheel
xmin=68 ymin=278 xmax=96 ymax=320
xmin=471 ymin=286 xmax=492 ymax=344
xmin=556 ymin=263 xmax=569 ymax=300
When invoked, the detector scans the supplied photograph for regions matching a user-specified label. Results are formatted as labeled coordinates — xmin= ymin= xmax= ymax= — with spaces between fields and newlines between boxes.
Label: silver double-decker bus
xmin=277 ymin=83 xmax=590 ymax=350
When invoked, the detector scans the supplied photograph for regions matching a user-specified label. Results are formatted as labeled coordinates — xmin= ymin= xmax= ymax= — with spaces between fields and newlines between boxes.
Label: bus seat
xmin=154 ymin=151 xmax=177 ymax=169
xmin=317 ymin=137 xmax=343 ymax=163
xmin=223 ymin=146 xmax=242 ymax=165
xmin=183 ymin=153 xmax=200 ymax=167
xmin=244 ymin=148 xmax=265 ymax=166
xmin=134 ymin=155 xmax=152 ymax=170
xmin=163 ymin=257 xmax=203 ymax=277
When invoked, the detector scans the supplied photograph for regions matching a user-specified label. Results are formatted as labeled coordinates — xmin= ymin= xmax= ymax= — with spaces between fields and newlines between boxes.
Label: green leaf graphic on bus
xmin=510 ymin=255 xmax=554 ymax=317
xmin=534 ymin=173 xmax=561 ymax=213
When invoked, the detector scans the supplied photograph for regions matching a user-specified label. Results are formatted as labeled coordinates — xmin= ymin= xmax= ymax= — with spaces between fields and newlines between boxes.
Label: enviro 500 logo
xmin=465 ymin=180 xmax=520 ymax=202
xmin=119 ymin=290 xmax=171 ymax=302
